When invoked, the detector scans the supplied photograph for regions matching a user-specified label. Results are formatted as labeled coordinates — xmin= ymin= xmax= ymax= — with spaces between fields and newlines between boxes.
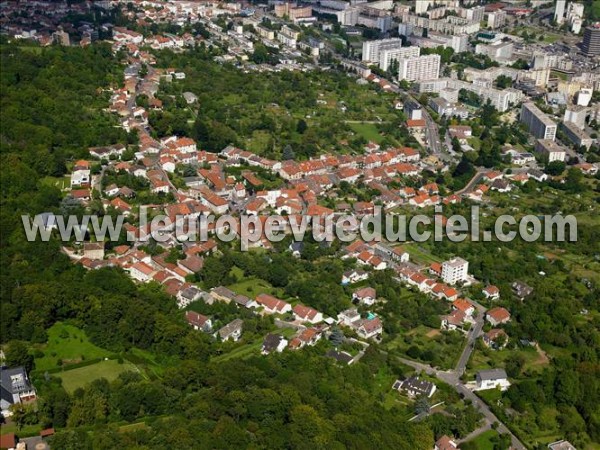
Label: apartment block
xmin=379 ymin=46 xmax=420 ymax=71
xmin=487 ymin=10 xmax=506 ymax=29
xmin=398 ymin=54 xmax=441 ymax=82
xmin=361 ymin=38 xmax=403 ymax=63
xmin=561 ymin=121 xmax=594 ymax=149
xmin=441 ymin=257 xmax=469 ymax=285
xmin=520 ymin=102 xmax=557 ymax=141
xmin=535 ymin=139 xmax=566 ymax=162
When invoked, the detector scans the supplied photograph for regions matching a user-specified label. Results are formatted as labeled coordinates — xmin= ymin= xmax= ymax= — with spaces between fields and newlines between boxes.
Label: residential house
xmin=325 ymin=349 xmax=354 ymax=365
xmin=435 ymin=435 xmax=458 ymax=450
xmin=232 ymin=294 xmax=257 ymax=309
xmin=185 ymin=311 xmax=212 ymax=332
xmin=292 ymin=304 xmax=323 ymax=324
xmin=210 ymin=286 xmax=237 ymax=304
xmin=256 ymin=294 xmax=292 ymax=314
xmin=352 ymin=287 xmax=377 ymax=306
xmin=482 ymin=285 xmax=500 ymax=300
xmin=261 ymin=334 xmax=288 ymax=355
xmin=83 ymin=242 xmax=105 ymax=260
xmin=483 ymin=329 xmax=509 ymax=350
xmin=129 ymin=262 xmax=155 ymax=282
xmin=355 ymin=316 xmax=383 ymax=340
xmin=452 ymin=298 xmax=475 ymax=317
xmin=547 ymin=440 xmax=577 ymax=450
xmin=486 ymin=307 xmax=511 ymax=326
xmin=342 ymin=269 xmax=369 ymax=284
xmin=337 ymin=308 xmax=361 ymax=327
xmin=177 ymin=286 xmax=203 ymax=308
xmin=0 ymin=367 xmax=37 ymax=417
xmin=289 ymin=328 xmax=322 ymax=350
xmin=512 ymin=281 xmax=533 ymax=299
xmin=393 ymin=376 xmax=436 ymax=398
xmin=475 ymin=368 xmax=511 ymax=391
xmin=441 ymin=310 xmax=469 ymax=333
xmin=217 ymin=319 xmax=243 ymax=342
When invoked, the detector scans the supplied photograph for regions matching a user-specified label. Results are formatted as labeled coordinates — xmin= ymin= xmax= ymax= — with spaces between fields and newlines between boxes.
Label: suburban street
xmin=393 ymin=296 xmax=527 ymax=450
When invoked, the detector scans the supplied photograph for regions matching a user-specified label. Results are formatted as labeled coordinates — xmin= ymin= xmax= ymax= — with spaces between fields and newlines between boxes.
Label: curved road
xmin=393 ymin=299 xmax=526 ymax=450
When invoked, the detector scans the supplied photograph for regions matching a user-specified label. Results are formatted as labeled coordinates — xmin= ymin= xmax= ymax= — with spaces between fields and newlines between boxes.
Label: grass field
xmin=39 ymin=175 xmax=70 ymax=191
xmin=227 ymin=267 xmax=285 ymax=299
xmin=467 ymin=346 xmax=547 ymax=377
xmin=34 ymin=322 xmax=113 ymax=372
xmin=57 ymin=359 xmax=138 ymax=393
xmin=348 ymin=122 xmax=384 ymax=143
xmin=0 ymin=422 xmax=43 ymax=437
xmin=385 ymin=325 xmax=463 ymax=370
xmin=464 ymin=429 xmax=500 ymax=450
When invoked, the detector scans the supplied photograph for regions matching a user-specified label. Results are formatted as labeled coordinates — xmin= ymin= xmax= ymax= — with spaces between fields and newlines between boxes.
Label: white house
xmin=475 ymin=369 xmax=511 ymax=391
xmin=71 ymin=169 xmax=91 ymax=186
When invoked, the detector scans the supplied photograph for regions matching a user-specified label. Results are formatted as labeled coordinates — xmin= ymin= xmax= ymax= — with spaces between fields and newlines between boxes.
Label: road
xmin=455 ymin=168 xmax=488 ymax=196
xmin=386 ymin=294 xmax=525 ymax=450
xmin=455 ymin=300 xmax=486 ymax=376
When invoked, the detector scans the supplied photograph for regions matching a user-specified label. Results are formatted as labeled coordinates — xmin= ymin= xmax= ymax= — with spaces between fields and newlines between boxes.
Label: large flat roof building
xmin=398 ymin=54 xmax=441 ymax=82
xmin=520 ymin=102 xmax=557 ymax=141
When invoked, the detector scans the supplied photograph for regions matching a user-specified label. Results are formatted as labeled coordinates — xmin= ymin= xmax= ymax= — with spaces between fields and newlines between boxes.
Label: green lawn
xmin=403 ymin=244 xmax=442 ymax=265
xmin=34 ymin=322 xmax=113 ymax=372
xmin=227 ymin=272 xmax=284 ymax=299
xmin=56 ymin=359 xmax=138 ymax=393
xmin=467 ymin=346 xmax=546 ymax=378
xmin=464 ymin=429 xmax=500 ymax=450
xmin=348 ymin=122 xmax=384 ymax=143
xmin=385 ymin=326 xmax=463 ymax=370
xmin=39 ymin=175 xmax=70 ymax=190
xmin=0 ymin=422 xmax=43 ymax=438
xmin=212 ymin=341 xmax=263 ymax=362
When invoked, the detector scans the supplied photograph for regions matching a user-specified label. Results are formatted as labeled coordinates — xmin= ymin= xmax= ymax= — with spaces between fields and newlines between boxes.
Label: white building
xmin=361 ymin=38 xmax=403 ymax=63
xmin=487 ymin=10 xmax=506 ymax=29
xmin=398 ymin=54 xmax=441 ymax=82
xmin=441 ymin=257 xmax=469 ymax=285
xmin=554 ymin=0 xmax=566 ymax=24
xmin=520 ymin=102 xmax=557 ymax=141
xmin=475 ymin=369 xmax=511 ymax=391
xmin=535 ymin=139 xmax=566 ymax=162
xmin=379 ymin=46 xmax=421 ymax=71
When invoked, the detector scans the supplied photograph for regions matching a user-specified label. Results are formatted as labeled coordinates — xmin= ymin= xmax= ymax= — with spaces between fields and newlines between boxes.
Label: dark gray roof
xmin=262 ymin=334 xmax=284 ymax=353
xmin=399 ymin=376 xmax=436 ymax=395
xmin=325 ymin=350 xmax=353 ymax=364
xmin=1 ymin=367 xmax=33 ymax=405
xmin=476 ymin=368 xmax=508 ymax=381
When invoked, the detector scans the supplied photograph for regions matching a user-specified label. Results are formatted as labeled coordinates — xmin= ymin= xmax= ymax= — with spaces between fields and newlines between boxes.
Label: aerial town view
xmin=0 ymin=0 xmax=599 ymax=449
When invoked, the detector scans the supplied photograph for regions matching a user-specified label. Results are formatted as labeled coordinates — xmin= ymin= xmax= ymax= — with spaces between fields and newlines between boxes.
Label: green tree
xmin=3 ymin=341 xmax=34 ymax=372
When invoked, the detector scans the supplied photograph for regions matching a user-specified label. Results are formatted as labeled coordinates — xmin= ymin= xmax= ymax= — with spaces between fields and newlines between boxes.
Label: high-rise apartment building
xmin=362 ymin=38 xmax=403 ymax=63
xmin=554 ymin=0 xmax=566 ymax=24
xmin=582 ymin=24 xmax=600 ymax=56
xmin=379 ymin=46 xmax=420 ymax=71
xmin=398 ymin=54 xmax=441 ymax=82
xmin=520 ymin=102 xmax=557 ymax=141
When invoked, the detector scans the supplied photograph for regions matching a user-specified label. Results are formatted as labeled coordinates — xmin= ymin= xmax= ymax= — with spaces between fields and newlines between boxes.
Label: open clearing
xmin=57 ymin=359 xmax=138 ymax=393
